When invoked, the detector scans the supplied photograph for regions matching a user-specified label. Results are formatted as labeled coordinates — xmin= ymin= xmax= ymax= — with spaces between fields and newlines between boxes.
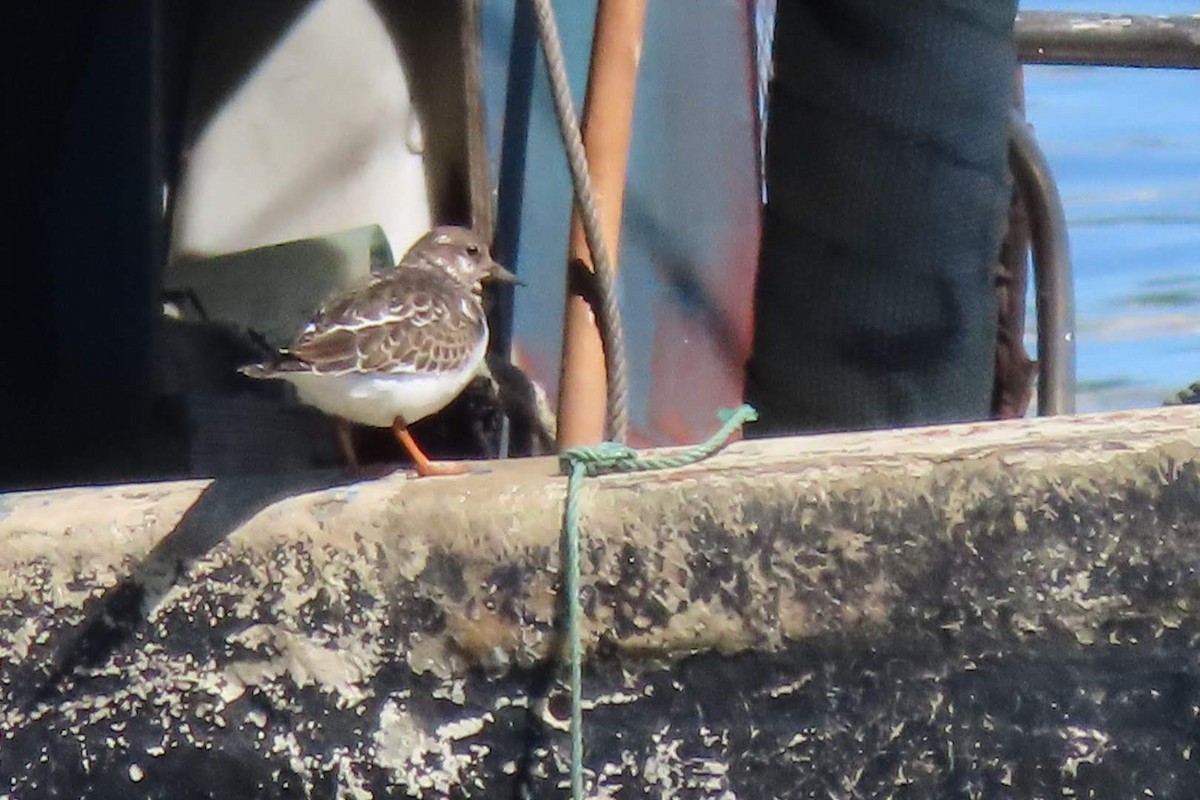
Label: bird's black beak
xmin=487 ymin=260 xmax=524 ymax=286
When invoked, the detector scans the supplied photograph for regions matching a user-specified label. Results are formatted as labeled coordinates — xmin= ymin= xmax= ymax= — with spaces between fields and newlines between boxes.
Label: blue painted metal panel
xmin=481 ymin=0 xmax=761 ymax=445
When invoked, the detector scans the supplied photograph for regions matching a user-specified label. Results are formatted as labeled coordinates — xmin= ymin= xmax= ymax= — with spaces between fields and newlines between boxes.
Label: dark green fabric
xmin=746 ymin=0 xmax=1019 ymax=435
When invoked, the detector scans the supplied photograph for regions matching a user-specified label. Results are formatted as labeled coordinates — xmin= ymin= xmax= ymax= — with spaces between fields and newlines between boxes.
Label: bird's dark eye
xmin=465 ymin=244 xmax=481 ymax=257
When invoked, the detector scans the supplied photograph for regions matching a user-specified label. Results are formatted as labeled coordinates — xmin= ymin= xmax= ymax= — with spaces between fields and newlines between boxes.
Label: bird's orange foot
xmin=392 ymin=418 xmax=475 ymax=478
xmin=412 ymin=459 xmax=473 ymax=478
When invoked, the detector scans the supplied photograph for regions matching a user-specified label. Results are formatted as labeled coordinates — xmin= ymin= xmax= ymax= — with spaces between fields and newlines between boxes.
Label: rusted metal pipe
xmin=460 ymin=0 xmax=493 ymax=242
xmin=1009 ymin=113 xmax=1076 ymax=416
xmin=556 ymin=0 xmax=648 ymax=448
xmin=992 ymin=68 xmax=1037 ymax=420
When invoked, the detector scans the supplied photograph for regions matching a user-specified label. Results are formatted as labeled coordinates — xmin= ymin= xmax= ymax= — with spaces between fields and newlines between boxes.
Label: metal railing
xmin=1010 ymin=12 xmax=1197 ymax=414
xmin=1016 ymin=12 xmax=1200 ymax=70
xmin=1009 ymin=114 xmax=1076 ymax=416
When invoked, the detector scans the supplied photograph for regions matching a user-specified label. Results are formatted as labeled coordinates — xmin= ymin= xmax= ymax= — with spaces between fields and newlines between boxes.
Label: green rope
xmin=556 ymin=404 xmax=758 ymax=799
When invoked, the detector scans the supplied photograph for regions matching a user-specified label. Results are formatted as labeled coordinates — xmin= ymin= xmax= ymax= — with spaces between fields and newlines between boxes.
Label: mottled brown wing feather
xmin=288 ymin=268 xmax=485 ymax=375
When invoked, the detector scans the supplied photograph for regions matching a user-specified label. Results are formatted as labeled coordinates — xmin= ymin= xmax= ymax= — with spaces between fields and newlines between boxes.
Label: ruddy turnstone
xmin=240 ymin=225 xmax=519 ymax=476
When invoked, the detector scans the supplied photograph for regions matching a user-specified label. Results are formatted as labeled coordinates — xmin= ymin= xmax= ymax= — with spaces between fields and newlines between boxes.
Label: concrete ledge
xmin=3 ymin=407 xmax=1200 ymax=797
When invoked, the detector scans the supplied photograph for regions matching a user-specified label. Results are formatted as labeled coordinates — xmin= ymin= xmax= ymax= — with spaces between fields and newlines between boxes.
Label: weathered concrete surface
xmin=3 ymin=406 xmax=1200 ymax=798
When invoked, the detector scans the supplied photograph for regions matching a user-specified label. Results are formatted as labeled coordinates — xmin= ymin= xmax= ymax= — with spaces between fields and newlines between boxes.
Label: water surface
xmin=1021 ymin=0 xmax=1200 ymax=409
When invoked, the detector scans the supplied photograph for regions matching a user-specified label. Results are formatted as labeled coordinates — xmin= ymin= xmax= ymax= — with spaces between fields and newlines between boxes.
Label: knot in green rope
xmin=556 ymin=404 xmax=757 ymax=800
xmin=559 ymin=441 xmax=640 ymax=477
xmin=559 ymin=404 xmax=759 ymax=479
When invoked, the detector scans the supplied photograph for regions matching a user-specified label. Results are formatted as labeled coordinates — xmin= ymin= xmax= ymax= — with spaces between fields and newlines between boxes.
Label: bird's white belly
xmin=282 ymin=362 xmax=480 ymax=428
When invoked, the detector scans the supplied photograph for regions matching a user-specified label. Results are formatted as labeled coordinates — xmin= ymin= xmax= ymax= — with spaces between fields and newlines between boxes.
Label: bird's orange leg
xmin=392 ymin=418 xmax=470 ymax=477
xmin=335 ymin=418 xmax=361 ymax=472
xmin=336 ymin=419 xmax=397 ymax=480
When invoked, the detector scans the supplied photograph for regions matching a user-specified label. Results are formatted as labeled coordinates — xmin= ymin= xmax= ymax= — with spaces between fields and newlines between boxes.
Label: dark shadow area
xmin=15 ymin=469 xmax=357 ymax=713
xmin=1 ymin=0 xmax=196 ymax=490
